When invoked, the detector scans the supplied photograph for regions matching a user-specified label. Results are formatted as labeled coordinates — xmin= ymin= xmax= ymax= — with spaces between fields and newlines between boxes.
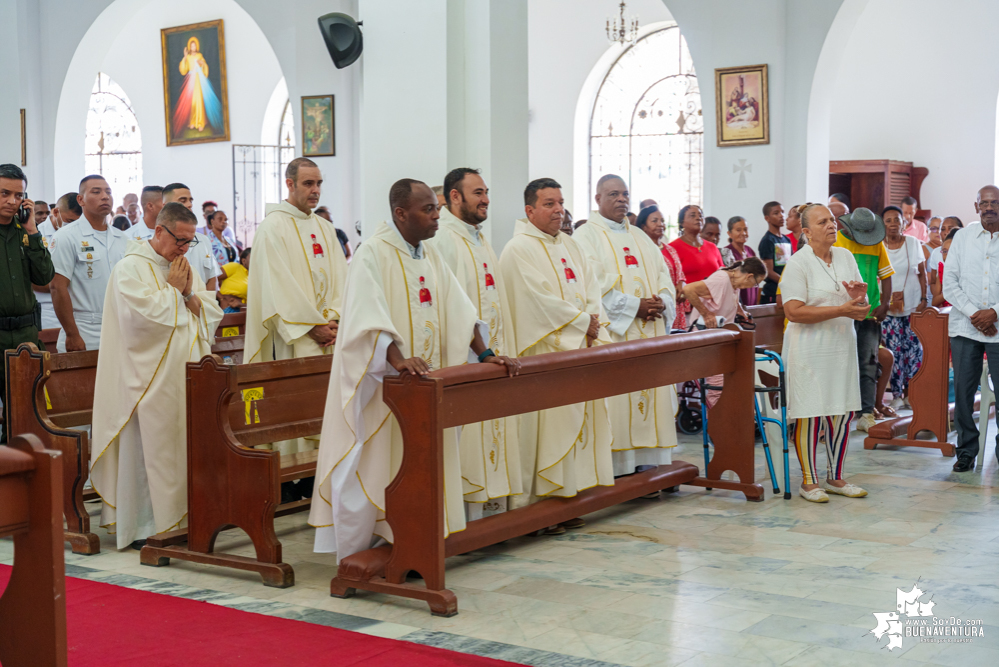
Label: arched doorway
xmin=84 ymin=72 xmax=143 ymax=197
xmin=587 ymin=24 xmax=702 ymax=235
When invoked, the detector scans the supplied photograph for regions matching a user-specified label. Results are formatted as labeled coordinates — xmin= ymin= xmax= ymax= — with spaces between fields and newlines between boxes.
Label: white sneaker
xmin=823 ymin=481 xmax=868 ymax=498
xmin=890 ymin=396 xmax=906 ymax=411
xmin=856 ymin=413 xmax=877 ymax=432
xmin=799 ymin=486 xmax=829 ymax=503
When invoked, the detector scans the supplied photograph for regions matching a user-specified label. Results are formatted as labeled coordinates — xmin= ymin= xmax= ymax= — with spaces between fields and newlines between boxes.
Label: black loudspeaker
xmin=318 ymin=13 xmax=363 ymax=69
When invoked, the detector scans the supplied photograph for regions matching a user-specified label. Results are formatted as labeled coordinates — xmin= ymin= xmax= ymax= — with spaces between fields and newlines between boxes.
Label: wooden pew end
xmin=66 ymin=531 xmax=101 ymax=555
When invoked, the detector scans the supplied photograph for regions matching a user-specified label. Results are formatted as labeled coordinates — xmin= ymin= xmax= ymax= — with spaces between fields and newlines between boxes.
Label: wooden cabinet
xmin=829 ymin=160 xmax=930 ymax=218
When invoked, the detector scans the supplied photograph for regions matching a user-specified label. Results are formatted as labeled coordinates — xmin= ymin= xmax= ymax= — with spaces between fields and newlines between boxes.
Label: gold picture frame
xmin=714 ymin=64 xmax=769 ymax=147
xmin=301 ymin=95 xmax=336 ymax=157
xmin=161 ymin=19 xmax=231 ymax=146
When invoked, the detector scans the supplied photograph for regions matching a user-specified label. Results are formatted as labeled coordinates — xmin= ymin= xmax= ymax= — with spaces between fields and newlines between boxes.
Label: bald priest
xmin=310 ymin=179 xmax=518 ymax=561
xmin=90 ymin=203 xmax=224 ymax=549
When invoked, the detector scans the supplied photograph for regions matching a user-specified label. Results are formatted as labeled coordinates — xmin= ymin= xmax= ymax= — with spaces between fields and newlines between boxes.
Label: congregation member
xmin=163 ymin=183 xmax=221 ymax=290
xmin=122 ymin=192 xmax=138 ymax=211
xmin=700 ymin=216 xmax=722 ymax=245
xmin=218 ymin=247 xmax=251 ymax=313
xmin=639 ymin=198 xmax=657 ymax=209
xmin=828 ymin=199 xmax=849 ymax=226
xmin=779 ymin=203 xmax=871 ymax=502
xmin=245 ymin=157 xmax=348 ymax=458
xmin=426 ymin=167 xmax=522 ymax=514
xmin=126 ymin=186 xmax=165 ymax=243
xmin=432 ymin=184 xmax=447 ymax=208
xmin=575 ymin=174 xmax=676 ymax=476
xmin=720 ymin=215 xmax=760 ymax=306
xmin=90 ymin=202 xmax=224 ymax=550
xmin=636 ymin=205 xmax=687 ymax=330
xmin=901 ymin=196 xmax=928 ymax=242
xmin=111 ymin=214 xmax=131 ymax=231
xmin=50 ymin=175 xmax=129 ymax=352
xmin=923 ymin=216 xmax=943 ymax=257
xmin=944 ymin=186 xmax=999 ymax=473
xmin=315 ymin=205 xmax=353 ymax=261
xmin=310 ymin=178 xmax=517 ymax=560
xmin=757 ymin=201 xmax=791 ymax=305
xmin=35 ymin=192 xmax=81 ymax=330
xmin=829 ymin=193 xmax=850 ymax=209
xmin=0 ymin=164 xmax=54 ymax=441
xmin=561 ymin=208 xmax=574 ymax=236
xmin=834 ymin=208 xmax=893 ymax=433
xmin=199 ymin=199 xmax=236 ymax=245
xmin=499 ymin=178 xmax=613 ymax=518
xmin=930 ymin=227 xmax=959 ymax=308
xmin=881 ymin=206 xmax=926 ymax=411
xmin=927 ymin=216 xmax=962 ymax=303
xmin=786 ymin=204 xmax=806 ymax=254
xmin=33 ymin=199 xmax=49 ymax=226
xmin=126 ymin=201 xmax=140 ymax=228
xmin=670 ymin=205 xmax=723 ymax=326
xmin=206 ymin=209 xmax=237 ymax=266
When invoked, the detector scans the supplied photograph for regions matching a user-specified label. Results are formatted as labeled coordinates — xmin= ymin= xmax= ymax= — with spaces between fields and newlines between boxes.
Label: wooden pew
xmin=0 ymin=434 xmax=67 ymax=667
xmin=329 ymin=327 xmax=760 ymax=616
xmin=38 ymin=328 xmax=59 ymax=349
xmin=140 ymin=354 xmax=332 ymax=587
xmin=4 ymin=335 xmax=247 ymax=555
xmin=863 ymin=307 xmax=955 ymax=456
xmin=745 ymin=303 xmax=784 ymax=353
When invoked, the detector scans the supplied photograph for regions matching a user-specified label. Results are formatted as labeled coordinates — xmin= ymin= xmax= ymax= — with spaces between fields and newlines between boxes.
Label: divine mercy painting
xmin=161 ymin=19 xmax=230 ymax=146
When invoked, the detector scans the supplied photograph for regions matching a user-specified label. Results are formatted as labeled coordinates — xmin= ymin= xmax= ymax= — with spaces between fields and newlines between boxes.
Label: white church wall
xmin=829 ymin=0 xmax=996 ymax=224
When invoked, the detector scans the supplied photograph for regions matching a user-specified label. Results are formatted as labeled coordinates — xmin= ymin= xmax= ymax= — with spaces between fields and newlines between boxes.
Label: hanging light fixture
xmin=606 ymin=1 xmax=639 ymax=47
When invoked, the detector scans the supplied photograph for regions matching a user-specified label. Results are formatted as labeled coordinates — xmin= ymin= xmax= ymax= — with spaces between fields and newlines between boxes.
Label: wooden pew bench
xmin=0 ymin=434 xmax=67 ymax=667
xmin=140 ymin=354 xmax=332 ymax=588
xmin=4 ymin=334 xmax=246 ymax=555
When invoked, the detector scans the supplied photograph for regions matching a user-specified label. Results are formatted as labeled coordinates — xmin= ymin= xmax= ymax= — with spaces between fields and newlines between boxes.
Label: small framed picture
xmin=714 ymin=64 xmax=769 ymax=147
xmin=301 ymin=95 xmax=335 ymax=157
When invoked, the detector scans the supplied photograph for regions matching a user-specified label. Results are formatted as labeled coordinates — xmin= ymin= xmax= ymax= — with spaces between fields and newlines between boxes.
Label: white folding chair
xmin=977 ymin=364 xmax=995 ymax=468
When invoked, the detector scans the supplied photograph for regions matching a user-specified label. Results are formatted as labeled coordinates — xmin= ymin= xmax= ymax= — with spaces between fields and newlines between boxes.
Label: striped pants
xmin=793 ymin=412 xmax=855 ymax=485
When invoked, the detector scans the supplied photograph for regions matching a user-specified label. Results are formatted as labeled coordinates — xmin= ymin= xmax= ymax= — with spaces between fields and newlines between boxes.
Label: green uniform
xmin=0 ymin=216 xmax=55 ymax=441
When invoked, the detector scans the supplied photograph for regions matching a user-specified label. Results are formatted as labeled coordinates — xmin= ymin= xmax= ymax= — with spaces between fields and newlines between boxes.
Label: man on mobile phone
xmin=0 ymin=163 xmax=55 ymax=442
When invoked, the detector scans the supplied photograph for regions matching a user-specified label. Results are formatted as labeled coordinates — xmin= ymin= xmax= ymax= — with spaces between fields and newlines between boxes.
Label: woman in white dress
xmin=780 ymin=204 xmax=873 ymax=503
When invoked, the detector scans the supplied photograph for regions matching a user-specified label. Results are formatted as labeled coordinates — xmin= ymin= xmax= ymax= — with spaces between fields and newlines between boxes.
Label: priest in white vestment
xmin=426 ymin=168 xmax=522 ymax=517
xmin=310 ymin=179 xmax=519 ymax=561
xmin=573 ymin=174 xmax=678 ymax=475
xmin=498 ymin=178 xmax=614 ymax=514
xmin=90 ymin=203 xmax=224 ymax=549
xmin=245 ymin=157 xmax=349 ymax=457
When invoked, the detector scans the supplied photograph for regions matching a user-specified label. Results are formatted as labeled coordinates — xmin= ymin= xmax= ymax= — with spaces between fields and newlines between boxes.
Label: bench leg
xmin=65 ymin=531 xmax=101 ymax=555
xmin=139 ymin=544 xmax=295 ymax=588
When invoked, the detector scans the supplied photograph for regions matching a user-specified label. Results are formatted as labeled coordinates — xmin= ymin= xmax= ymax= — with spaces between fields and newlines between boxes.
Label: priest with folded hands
xmin=498 ymin=177 xmax=614 ymax=519
xmin=90 ymin=202 xmax=224 ymax=550
xmin=310 ymin=178 xmax=519 ymax=561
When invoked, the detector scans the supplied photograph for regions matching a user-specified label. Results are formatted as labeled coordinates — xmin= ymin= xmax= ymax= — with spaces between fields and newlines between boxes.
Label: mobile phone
xmin=16 ymin=194 xmax=29 ymax=225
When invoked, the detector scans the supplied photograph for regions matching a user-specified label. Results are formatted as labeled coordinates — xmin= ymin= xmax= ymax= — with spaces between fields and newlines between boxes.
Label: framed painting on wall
xmin=302 ymin=95 xmax=335 ymax=157
xmin=161 ymin=19 xmax=230 ymax=146
xmin=714 ymin=64 xmax=769 ymax=147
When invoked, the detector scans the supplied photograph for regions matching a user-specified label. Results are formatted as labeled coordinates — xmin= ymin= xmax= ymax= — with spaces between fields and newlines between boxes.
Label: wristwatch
xmin=182 ymin=291 xmax=194 ymax=302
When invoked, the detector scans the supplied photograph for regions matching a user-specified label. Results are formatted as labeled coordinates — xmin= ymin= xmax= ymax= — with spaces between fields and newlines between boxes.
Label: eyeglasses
xmin=929 ymin=226 xmax=940 ymax=233
xmin=161 ymin=226 xmax=199 ymax=248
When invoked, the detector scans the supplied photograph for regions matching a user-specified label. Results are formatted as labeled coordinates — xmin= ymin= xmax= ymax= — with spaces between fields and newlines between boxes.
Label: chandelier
xmin=606 ymin=1 xmax=639 ymax=46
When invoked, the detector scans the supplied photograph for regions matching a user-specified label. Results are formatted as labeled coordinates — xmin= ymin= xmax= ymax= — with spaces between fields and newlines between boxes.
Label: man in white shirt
xmin=162 ymin=182 xmax=222 ymax=290
xmin=944 ymin=185 xmax=999 ymax=472
xmin=126 ymin=186 xmax=165 ymax=243
xmin=35 ymin=193 xmax=82 ymax=329
xmin=50 ymin=176 xmax=130 ymax=351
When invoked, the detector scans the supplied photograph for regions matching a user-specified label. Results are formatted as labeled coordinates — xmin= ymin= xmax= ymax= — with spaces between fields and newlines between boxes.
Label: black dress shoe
xmin=280 ymin=481 xmax=302 ymax=504
xmin=952 ymin=457 xmax=975 ymax=473
xmin=130 ymin=539 xmax=147 ymax=550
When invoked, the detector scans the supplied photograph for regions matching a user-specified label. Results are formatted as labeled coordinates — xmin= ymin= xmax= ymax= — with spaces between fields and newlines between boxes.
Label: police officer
xmin=0 ymin=163 xmax=55 ymax=441
xmin=50 ymin=175 xmax=129 ymax=352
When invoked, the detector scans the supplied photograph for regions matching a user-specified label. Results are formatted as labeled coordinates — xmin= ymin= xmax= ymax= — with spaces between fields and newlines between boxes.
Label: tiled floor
xmin=4 ymin=419 xmax=999 ymax=666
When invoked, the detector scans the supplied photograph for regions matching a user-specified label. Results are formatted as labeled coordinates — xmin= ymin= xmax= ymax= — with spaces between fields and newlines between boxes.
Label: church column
xmin=358 ymin=0 xmax=527 ymax=248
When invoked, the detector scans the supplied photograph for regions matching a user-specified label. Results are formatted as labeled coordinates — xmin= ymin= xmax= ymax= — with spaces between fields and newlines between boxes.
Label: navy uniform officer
xmin=0 ymin=163 xmax=55 ymax=441
xmin=50 ymin=175 xmax=129 ymax=352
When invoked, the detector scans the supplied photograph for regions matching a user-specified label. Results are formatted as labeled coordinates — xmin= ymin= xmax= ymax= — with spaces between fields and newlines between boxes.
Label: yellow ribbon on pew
xmin=44 ymin=386 xmax=52 ymax=410
xmin=241 ymin=387 xmax=263 ymax=425
xmin=222 ymin=327 xmax=239 ymax=337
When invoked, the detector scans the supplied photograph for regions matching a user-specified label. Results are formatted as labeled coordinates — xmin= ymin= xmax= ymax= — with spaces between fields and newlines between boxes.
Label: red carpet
xmin=0 ymin=565 xmax=522 ymax=667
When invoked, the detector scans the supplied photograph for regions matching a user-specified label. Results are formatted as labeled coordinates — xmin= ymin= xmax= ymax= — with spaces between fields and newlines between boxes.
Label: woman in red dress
xmin=668 ymin=205 xmax=723 ymax=327
xmin=636 ymin=205 xmax=687 ymax=329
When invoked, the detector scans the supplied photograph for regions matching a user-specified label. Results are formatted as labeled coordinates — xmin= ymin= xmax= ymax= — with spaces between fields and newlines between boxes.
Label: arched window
xmin=589 ymin=25 xmax=702 ymax=236
xmin=84 ymin=73 xmax=142 ymax=196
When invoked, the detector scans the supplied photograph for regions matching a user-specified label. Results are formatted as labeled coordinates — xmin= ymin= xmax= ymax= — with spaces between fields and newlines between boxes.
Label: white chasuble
xmin=310 ymin=221 xmax=481 ymax=561
xmin=426 ymin=207 xmax=522 ymax=506
xmin=90 ymin=241 xmax=224 ymax=549
xmin=574 ymin=213 xmax=679 ymax=475
xmin=245 ymin=201 xmax=348 ymax=454
xmin=498 ymin=220 xmax=614 ymax=508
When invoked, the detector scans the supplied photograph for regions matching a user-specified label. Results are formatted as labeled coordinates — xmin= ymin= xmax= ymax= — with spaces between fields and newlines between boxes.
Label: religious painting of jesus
xmin=160 ymin=19 xmax=230 ymax=146
xmin=714 ymin=64 xmax=769 ymax=147
xmin=301 ymin=95 xmax=335 ymax=157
